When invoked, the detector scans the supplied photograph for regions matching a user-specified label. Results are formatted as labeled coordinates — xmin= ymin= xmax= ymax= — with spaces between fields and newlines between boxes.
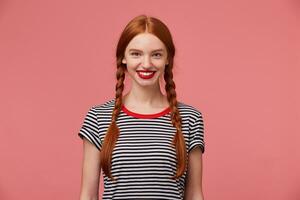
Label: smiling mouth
xmin=136 ymin=71 xmax=156 ymax=79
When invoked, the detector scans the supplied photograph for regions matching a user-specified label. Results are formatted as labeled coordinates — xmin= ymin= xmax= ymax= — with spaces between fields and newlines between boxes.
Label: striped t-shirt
xmin=78 ymin=98 xmax=205 ymax=200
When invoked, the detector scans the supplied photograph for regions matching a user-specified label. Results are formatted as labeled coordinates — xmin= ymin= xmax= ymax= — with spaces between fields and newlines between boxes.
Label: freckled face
xmin=122 ymin=33 xmax=169 ymax=87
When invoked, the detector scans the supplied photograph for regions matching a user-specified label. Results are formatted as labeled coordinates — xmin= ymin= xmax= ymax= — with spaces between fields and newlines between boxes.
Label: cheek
xmin=156 ymin=62 xmax=166 ymax=70
xmin=126 ymin=59 xmax=140 ymax=65
xmin=125 ymin=59 xmax=166 ymax=72
xmin=126 ymin=66 xmax=138 ymax=75
xmin=152 ymin=60 xmax=166 ymax=67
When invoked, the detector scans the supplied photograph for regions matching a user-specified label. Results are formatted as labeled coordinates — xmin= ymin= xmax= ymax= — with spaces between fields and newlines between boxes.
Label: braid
xmin=100 ymin=65 xmax=126 ymax=182
xmin=112 ymin=66 xmax=126 ymax=122
xmin=164 ymin=65 xmax=188 ymax=179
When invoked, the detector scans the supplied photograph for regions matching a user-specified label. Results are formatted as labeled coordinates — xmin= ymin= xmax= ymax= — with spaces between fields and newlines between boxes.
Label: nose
xmin=141 ymin=55 xmax=153 ymax=68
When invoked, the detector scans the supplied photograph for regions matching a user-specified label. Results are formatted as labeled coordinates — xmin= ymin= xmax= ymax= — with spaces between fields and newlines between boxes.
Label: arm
xmin=79 ymin=138 xmax=101 ymax=200
xmin=184 ymin=146 xmax=204 ymax=200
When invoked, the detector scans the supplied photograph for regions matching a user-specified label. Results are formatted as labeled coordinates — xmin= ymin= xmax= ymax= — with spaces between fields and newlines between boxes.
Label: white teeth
xmin=138 ymin=72 xmax=154 ymax=76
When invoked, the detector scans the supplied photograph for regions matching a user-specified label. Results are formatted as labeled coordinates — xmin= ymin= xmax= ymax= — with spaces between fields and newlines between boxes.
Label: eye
xmin=153 ymin=53 xmax=162 ymax=58
xmin=130 ymin=52 xmax=140 ymax=56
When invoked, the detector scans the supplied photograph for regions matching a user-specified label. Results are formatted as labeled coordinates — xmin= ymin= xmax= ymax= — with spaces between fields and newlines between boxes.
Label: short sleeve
xmin=78 ymin=106 xmax=102 ymax=151
xmin=188 ymin=111 xmax=205 ymax=153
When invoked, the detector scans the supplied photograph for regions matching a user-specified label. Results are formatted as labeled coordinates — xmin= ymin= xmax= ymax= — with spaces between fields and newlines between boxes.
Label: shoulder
xmin=91 ymin=98 xmax=115 ymax=114
xmin=82 ymin=98 xmax=115 ymax=124
xmin=93 ymin=97 xmax=115 ymax=108
xmin=177 ymin=101 xmax=203 ymax=121
xmin=85 ymin=98 xmax=116 ymax=133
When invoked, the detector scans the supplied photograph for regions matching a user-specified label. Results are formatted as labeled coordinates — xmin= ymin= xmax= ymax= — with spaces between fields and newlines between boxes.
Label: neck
xmin=123 ymin=81 xmax=168 ymax=108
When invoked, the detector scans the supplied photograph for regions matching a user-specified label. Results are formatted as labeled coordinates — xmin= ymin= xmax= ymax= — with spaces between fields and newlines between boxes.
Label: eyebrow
xmin=128 ymin=48 xmax=164 ymax=52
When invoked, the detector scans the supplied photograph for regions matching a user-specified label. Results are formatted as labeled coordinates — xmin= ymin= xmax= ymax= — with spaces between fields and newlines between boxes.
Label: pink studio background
xmin=0 ymin=0 xmax=299 ymax=199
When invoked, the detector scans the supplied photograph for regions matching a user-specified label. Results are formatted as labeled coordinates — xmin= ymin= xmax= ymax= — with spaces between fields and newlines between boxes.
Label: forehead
xmin=126 ymin=33 xmax=166 ymax=52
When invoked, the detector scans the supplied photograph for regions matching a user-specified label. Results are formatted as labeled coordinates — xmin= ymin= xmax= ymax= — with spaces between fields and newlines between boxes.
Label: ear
xmin=122 ymin=58 xmax=126 ymax=64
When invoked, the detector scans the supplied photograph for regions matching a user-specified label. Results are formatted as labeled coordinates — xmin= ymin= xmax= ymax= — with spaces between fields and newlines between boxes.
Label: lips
xmin=136 ymin=70 xmax=156 ymax=72
xmin=136 ymin=70 xmax=156 ymax=79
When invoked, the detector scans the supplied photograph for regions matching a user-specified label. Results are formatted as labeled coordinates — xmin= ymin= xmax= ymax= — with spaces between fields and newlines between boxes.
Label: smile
xmin=136 ymin=71 xmax=156 ymax=79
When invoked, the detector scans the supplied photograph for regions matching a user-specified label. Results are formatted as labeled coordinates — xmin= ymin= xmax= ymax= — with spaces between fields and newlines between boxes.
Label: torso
xmin=78 ymin=98 xmax=205 ymax=199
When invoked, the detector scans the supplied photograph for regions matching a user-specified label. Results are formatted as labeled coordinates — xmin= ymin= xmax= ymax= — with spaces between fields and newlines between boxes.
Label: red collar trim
xmin=121 ymin=104 xmax=171 ymax=119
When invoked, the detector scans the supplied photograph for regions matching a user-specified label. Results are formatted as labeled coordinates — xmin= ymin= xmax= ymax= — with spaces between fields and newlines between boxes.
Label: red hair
xmin=100 ymin=14 xmax=187 ymax=181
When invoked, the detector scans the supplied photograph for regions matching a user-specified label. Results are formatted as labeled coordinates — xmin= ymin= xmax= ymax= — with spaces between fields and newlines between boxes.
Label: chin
xmin=135 ymin=79 xmax=159 ymax=87
xmin=137 ymin=81 xmax=158 ymax=87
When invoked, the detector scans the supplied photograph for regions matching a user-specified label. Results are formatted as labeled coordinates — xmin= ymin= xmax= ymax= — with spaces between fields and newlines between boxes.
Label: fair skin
xmin=79 ymin=139 xmax=101 ymax=200
xmin=184 ymin=146 xmax=205 ymax=200
xmin=79 ymin=32 xmax=204 ymax=200
xmin=121 ymin=32 xmax=169 ymax=111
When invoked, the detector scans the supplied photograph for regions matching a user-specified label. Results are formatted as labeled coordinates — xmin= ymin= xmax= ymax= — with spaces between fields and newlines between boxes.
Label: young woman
xmin=78 ymin=14 xmax=205 ymax=200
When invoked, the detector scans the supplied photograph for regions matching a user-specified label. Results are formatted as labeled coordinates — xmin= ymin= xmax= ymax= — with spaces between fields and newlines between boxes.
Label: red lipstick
xmin=136 ymin=70 xmax=156 ymax=79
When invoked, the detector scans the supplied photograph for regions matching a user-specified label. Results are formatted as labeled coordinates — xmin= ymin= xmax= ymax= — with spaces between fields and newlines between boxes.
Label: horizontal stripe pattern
xmin=78 ymin=98 xmax=205 ymax=199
